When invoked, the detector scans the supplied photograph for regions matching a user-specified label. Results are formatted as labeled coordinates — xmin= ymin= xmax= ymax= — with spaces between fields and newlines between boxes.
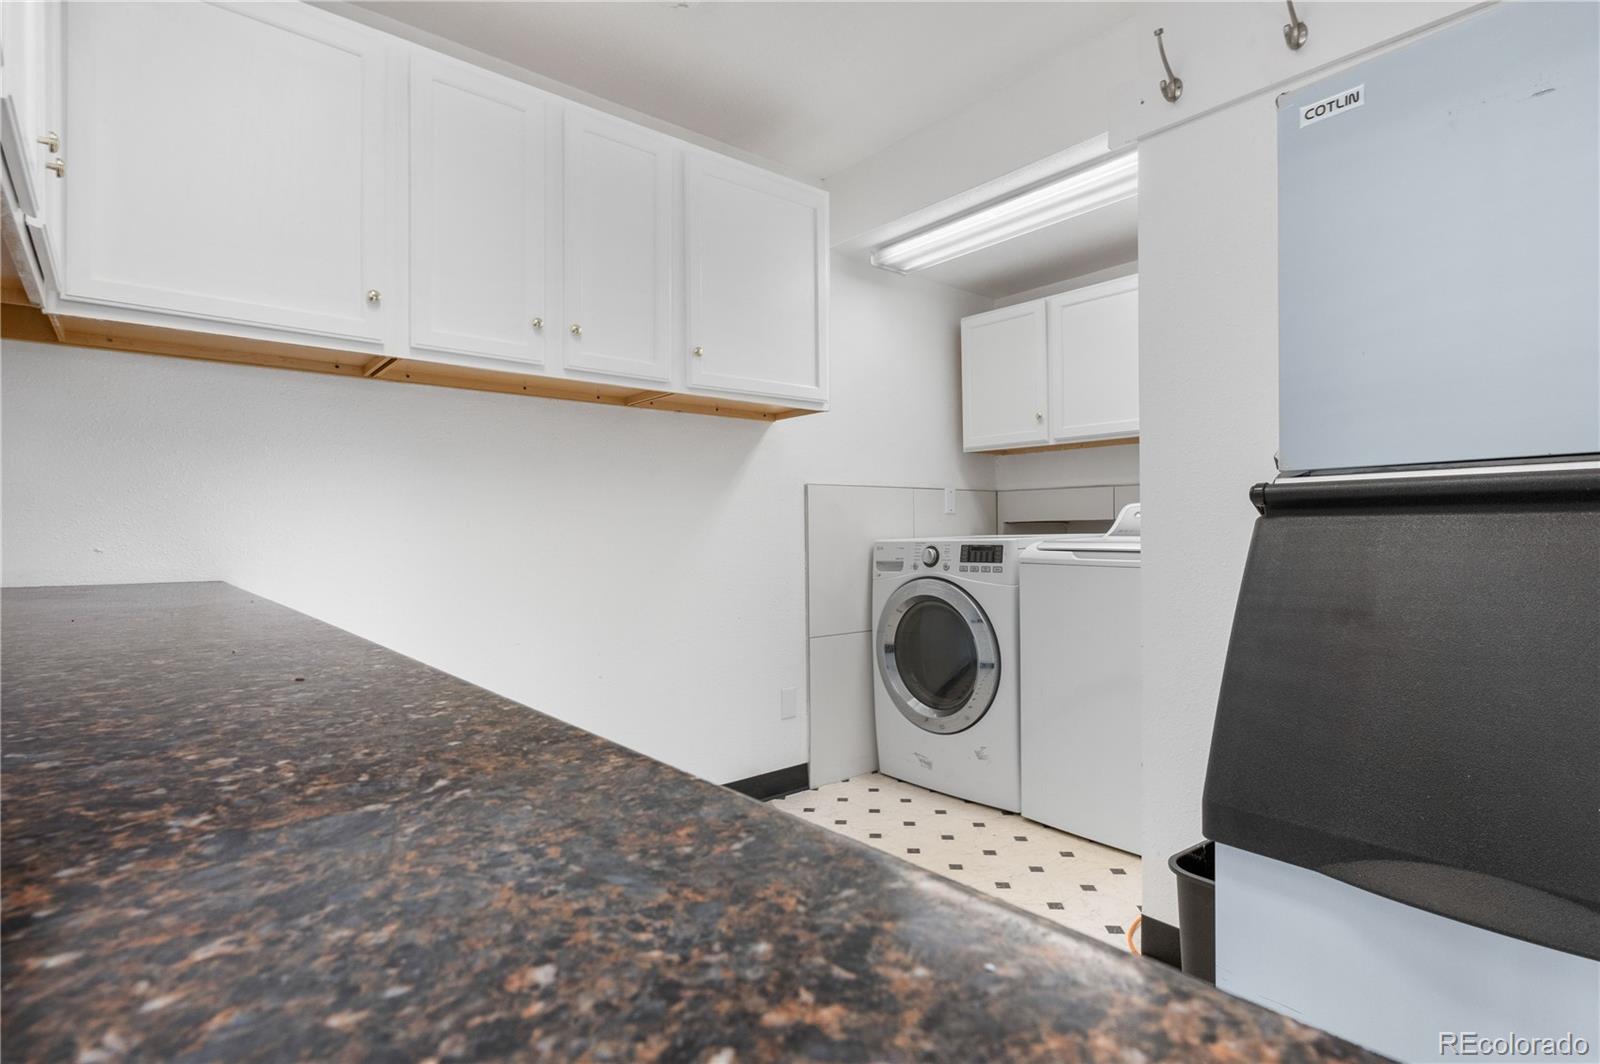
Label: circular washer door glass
xmin=895 ymin=598 xmax=978 ymax=711
xmin=878 ymin=578 xmax=1000 ymax=734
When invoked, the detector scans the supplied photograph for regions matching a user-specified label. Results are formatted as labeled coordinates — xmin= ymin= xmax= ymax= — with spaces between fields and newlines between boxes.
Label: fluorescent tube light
xmin=869 ymin=150 xmax=1138 ymax=274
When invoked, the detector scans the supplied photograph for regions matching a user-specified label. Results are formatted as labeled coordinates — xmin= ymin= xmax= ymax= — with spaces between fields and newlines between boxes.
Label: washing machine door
xmin=877 ymin=577 xmax=1000 ymax=734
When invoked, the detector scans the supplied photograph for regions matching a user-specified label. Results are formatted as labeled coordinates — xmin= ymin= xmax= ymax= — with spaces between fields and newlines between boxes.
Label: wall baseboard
xmin=725 ymin=763 xmax=809 ymax=801
xmin=1140 ymin=915 xmax=1182 ymax=970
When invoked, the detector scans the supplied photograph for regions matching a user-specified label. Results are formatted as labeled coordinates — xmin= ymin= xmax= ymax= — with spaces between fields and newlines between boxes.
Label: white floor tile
xmin=771 ymin=771 xmax=1142 ymax=952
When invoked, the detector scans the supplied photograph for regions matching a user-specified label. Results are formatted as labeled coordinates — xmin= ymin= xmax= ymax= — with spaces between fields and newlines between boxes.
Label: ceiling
xmin=353 ymin=2 xmax=1132 ymax=179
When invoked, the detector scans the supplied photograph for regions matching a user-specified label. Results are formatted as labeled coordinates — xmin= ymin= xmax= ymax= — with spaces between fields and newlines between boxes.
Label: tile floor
xmin=772 ymin=772 xmax=1141 ymax=952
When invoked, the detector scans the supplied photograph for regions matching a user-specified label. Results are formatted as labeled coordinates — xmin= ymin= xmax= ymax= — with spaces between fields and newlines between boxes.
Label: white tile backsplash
xmin=997 ymin=485 xmax=1115 ymax=526
xmin=912 ymin=488 xmax=998 ymax=538
xmin=805 ymin=485 xmax=913 ymax=639
xmin=806 ymin=632 xmax=878 ymax=786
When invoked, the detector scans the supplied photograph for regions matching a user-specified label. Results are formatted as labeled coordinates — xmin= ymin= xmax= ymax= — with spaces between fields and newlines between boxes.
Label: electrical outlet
xmin=943 ymin=487 xmax=956 ymax=515
xmin=780 ymin=687 xmax=798 ymax=720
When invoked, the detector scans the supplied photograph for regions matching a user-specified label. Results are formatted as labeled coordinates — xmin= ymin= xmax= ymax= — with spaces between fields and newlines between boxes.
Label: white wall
xmin=0 ymin=253 xmax=990 ymax=785
xmin=1135 ymin=97 xmax=1280 ymax=927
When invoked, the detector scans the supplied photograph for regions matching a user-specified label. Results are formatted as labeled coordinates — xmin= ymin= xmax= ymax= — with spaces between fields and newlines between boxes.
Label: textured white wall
xmin=1135 ymin=98 xmax=1280 ymax=926
xmin=0 ymin=253 xmax=991 ymax=784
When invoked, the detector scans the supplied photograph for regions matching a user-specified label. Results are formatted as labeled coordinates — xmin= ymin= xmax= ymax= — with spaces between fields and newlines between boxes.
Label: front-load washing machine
xmin=871 ymin=536 xmax=1037 ymax=811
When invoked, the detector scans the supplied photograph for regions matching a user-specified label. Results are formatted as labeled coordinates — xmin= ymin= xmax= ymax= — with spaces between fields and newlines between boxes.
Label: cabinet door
xmin=961 ymin=301 xmax=1049 ymax=451
xmin=0 ymin=0 xmax=63 ymax=292
xmin=63 ymin=1 xmax=390 ymax=342
xmin=562 ymin=108 xmax=672 ymax=383
xmin=0 ymin=0 xmax=55 ymax=221
xmin=684 ymin=152 xmax=826 ymax=403
xmin=410 ymin=52 xmax=550 ymax=365
xmin=1048 ymin=276 xmax=1139 ymax=443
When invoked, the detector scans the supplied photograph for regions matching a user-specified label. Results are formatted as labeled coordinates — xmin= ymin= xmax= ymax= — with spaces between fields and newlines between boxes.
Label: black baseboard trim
xmin=1140 ymin=916 xmax=1182 ymax=970
xmin=725 ymin=763 xmax=809 ymax=801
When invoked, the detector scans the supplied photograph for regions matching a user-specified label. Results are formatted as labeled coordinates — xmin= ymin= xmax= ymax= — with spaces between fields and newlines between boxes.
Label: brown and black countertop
xmin=1 ymin=582 xmax=1381 ymax=1062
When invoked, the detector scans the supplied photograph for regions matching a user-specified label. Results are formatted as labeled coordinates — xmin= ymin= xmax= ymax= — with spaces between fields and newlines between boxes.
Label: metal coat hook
xmin=1154 ymin=28 xmax=1182 ymax=103
xmin=1283 ymin=0 xmax=1309 ymax=50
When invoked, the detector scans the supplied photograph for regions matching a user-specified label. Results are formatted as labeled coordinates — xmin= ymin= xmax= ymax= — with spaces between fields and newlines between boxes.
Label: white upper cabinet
xmin=29 ymin=0 xmax=827 ymax=413
xmin=961 ymin=301 xmax=1049 ymax=451
xmin=684 ymin=152 xmax=827 ymax=403
xmin=0 ymin=0 xmax=64 ymax=292
xmin=562 ymin=108 xmax=674 ymax=384
xmin=0 ymin=0 xmax=58 ymax=221
xmin=410 ymin=52 xmax=550 ymax=366
xmin=1047 ymin=276 xmax=1138 ymax=443
xmin=62 ymin=1 xmax=391 ymax=342
xmin=961 ymin=276 xmax=1139 ymax=453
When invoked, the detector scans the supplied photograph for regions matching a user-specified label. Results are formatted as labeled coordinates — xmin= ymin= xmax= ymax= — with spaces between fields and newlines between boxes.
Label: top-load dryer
xmin=1018 ymin=505 xmax=1142 ymax=852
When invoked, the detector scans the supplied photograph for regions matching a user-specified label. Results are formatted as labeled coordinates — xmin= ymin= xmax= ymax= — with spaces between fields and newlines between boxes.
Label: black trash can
xmin=1167 ymin=841 xmax=1215 ymax=982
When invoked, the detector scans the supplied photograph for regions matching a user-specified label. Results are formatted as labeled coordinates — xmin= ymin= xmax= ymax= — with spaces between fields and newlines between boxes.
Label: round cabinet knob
xmin=1035 ymin=411 xmax=1044 ymax=422
xmin=44 ymin=158 xmax=64 ymax=177
xmin=921 ymin=545 xmax=940 ymax=567
xmin=570 ymin=323 xmax=582 ymax=337
xmin=531 ymin=317 xmax=544 ymax=330
xmin=365 ymin=289 xmax=382 ymax=306
xmin=37 ymin=131 xmax=59 ymax=152
xmin=692 ymin=346 xmax=704 ymax=357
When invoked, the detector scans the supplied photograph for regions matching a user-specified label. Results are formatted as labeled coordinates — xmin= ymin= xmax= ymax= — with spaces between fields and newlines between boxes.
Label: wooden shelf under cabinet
xmin=986 ymin=436 xmax=1139 ymax=456
xmin=0 ymin=302 xmax=820 ymax=424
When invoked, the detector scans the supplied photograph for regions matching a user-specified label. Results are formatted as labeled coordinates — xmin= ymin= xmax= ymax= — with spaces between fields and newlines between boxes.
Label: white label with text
xmin=1300 ymin=84 xmax=1365 ymax=128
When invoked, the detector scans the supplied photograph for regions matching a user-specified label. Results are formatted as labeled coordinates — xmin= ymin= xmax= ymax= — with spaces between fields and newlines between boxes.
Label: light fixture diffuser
xmin=870 ymin=150 xmax=1138 ymax=274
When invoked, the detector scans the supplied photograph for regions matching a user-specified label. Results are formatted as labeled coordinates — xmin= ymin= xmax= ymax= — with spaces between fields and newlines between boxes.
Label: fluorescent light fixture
xmin=869 ymin=150 xmax=1138 ymax=274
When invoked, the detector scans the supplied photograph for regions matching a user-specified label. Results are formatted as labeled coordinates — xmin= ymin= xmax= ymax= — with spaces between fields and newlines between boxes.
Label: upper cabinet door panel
xmin=562 ymin=108 xmax=673 ymax=383
xmin=684 ymin=152 xmax=826 ymax=403
xmin=410 ymin=53 xmax=549 ymax=365
xmin=63 ymin=1 xmax=389 ymax=342
xmin=961 ymin=301 xmax=1049 ymax=452
xmin=0 ymin=0 xmax=57 ymax=221
xmin=1048 ymin=276 xmax=1139 ymax=443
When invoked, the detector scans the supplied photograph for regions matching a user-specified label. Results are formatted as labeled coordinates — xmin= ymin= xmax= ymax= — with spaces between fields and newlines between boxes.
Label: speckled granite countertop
xmin=2 ymin=583 xmax=1382 ymax=1063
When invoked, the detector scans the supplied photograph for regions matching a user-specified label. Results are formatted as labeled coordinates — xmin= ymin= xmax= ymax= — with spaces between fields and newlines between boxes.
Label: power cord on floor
xmin=1126 ymin=914 xmax=1142 ymax=956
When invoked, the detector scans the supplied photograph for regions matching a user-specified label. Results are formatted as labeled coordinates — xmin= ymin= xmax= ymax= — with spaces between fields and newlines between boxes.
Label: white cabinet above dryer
xmin=1047 ymin=276 xmax=1139 ymax=444
xmin=961 ymin=274 xmax=1139 ymax=454
xmin=961 ymin=301 xmax=1050 ymax=451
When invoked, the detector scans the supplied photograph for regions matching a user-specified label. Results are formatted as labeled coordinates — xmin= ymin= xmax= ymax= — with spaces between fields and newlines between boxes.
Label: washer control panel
xmin=874 ymin=540 xmax=1017 ymax=581
xmin=953 ymin=541 xmax=1011 ymax=578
